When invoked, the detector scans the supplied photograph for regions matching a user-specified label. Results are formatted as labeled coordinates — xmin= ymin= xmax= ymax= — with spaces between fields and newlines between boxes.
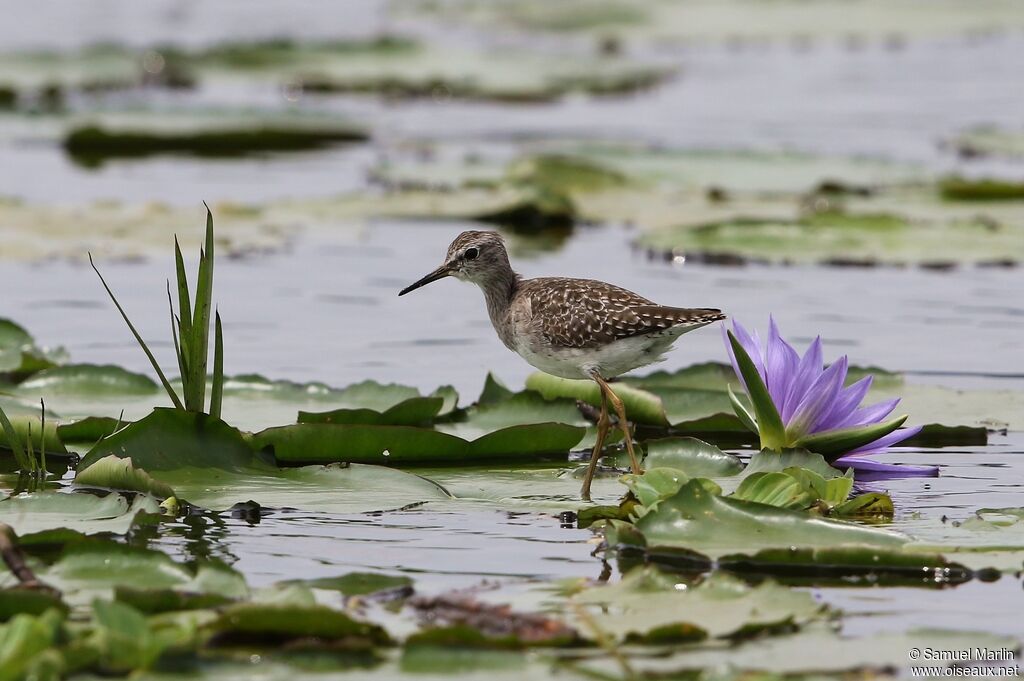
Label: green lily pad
xmin=287 ymin=572 xmax=413 ymax=597
xmin=636 ymin=201 xmax=1024 ymax=267
xmin=436 ymin=390 xmax=586 ymax=440
xmin=77 ymin=408 xmax=257 ymax=472
xmin=21 ymin=540 xmax=249 ymax=609
xmin=0 ymin=318 xmax=64 ymax=378
xmin=0 ymin=610 xmax=64 ymax=681
xmin=939 ymin=177 xmax=1024 ymax=201
xmin=743 ymin=450 xmax=845 ymax=480
xmin=65 ymin=119 xmax=367 ymax=166
xmin=573 ymin=569 xmax=825 ymax=640
xmin=0 ymin=491 xmax=158 ymax=536
xmin=0 ymin=414 xmax=66 ymax=457
xmin=524 ymin=372 xmax=668 ymax=426
xmin=18 ymin=363 xmax=158 ymax=396
xmin=418 ymin=0 xmax=1024 ymax=44
xmin=208 ymin=602 xmax=390 ymax=646
xmin=299 ymin=396 xmax=445 ymax=427
xmin=578 ymin=625 xmax=1021 ymax=678
xmin=157 ymin=463 xmax=450 ymax=514
xmin=428 ymin=465 xmax=623 ymax=509
xmin=718 ymin=546 xmax=971 ymax=586
xmin=0 ymin=588 xmax=68 ymax=621
xmin=252 ymin=421 xmax=584 ymax=466
xmin=631 ymin=478 xmax=907 ymax=557
xmin=644 ymin=437 xmax=743 ymax=476
xmin=74 ymin=455 xmax=175 ymax=499
xmin=732 ymin=472 xmax=817 ymax=510
xmin=947 ymin=126 xmax=1024 ymax=160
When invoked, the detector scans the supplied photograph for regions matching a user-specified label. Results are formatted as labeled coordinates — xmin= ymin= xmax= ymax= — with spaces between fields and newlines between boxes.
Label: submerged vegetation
xmin=64 ymin=123 xmax=368 ymax=166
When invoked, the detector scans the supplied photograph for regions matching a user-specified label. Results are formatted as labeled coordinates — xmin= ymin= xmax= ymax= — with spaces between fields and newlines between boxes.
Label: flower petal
xmin=781 ymin=336 xmax=823 ymax=424
xmin=832 ymin=455 xmax=938 ymax=478
xmin=845 ymin=424 xmax=923 ymax=456
xmin=765 ymin=316 xmax=798 ymax=408
xmin=815 ymin=375 xmax=873 ymax=432
xmin=848 ymin=398 xmax=900 ymax=427
xmin=786 ymin=355 xmax=847 ymax=440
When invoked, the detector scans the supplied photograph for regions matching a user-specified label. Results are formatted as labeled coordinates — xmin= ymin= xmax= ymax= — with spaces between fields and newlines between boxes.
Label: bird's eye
xmin=464 ymin=247 xmax=479 ymax=260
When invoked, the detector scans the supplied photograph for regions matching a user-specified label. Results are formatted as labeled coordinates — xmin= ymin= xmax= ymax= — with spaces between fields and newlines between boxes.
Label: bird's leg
xmin=593 ymin=374 xmax=641 ymax=475
xmin=580 ymin=388 xmax=610 ymax=501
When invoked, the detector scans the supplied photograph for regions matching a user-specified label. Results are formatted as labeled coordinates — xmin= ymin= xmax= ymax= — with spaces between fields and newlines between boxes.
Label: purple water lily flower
xmin=724 ymin=317 xmax=936 ymax=477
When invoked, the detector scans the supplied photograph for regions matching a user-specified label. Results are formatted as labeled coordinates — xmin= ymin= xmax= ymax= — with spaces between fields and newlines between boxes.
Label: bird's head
xmin=399 ymin=230 xmax=510 ymax=296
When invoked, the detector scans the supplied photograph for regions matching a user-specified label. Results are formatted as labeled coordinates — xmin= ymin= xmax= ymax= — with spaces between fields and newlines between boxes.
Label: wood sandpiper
xmin=399 ymin=230 xmax=725 ymax=499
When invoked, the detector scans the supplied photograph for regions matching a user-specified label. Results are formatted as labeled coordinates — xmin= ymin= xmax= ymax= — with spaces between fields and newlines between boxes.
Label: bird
xmin=399 ymin=230 xmax=725 ymax=499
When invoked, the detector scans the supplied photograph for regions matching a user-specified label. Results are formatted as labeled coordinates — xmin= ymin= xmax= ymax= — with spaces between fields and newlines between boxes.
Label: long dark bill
xmin=398 ymin=264 xmax=453 ymax=296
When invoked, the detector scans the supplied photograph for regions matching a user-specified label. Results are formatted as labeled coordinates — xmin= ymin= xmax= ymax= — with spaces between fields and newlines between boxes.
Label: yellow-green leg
xmin=593 ymin=374 xmax=641 ymax=475
xmin=580 ymin=389 xmax=610 ymax=501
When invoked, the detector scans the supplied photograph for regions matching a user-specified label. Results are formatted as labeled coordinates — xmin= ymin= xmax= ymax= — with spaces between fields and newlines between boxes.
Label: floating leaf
xmin=524 ymin=372 xmax=668 ymax=426
xmin=252 ymin=421 xmax=583 ymax=466
xmin=0 ymin=492 xmax=157 ymax=536
xmin=157 ymin=463 xmax=450 ymax=514
xmin=74 ymin=455 xmax=175 ymax=499
xmin=574 ymin=569 xmax=825 ymax=640
xmin=77 ymin=408 xmax=257 ymax=472
xmin=0 ymin=319 xmax=63 ymax=378
xmin=299 ymin=396 xmax=445 ymax=427
xmin=208 ymin=602 xmax=390 ymax=645
xmin=743 ymin=449 xmax=845 ymax=480
xmin=633 ymin=478 xmax=907 ymax=557
xmin=733 ymin=472 xmax=815 ymax=510
xmin=644 ymin=437 xmax=743 ymax=477
xmin=287 ymin=572 xmax=413 ymax=598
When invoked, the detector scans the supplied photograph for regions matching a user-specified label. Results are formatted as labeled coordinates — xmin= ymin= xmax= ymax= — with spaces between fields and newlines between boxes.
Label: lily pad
xmin=524 ymin=372 xmax=668 ymax=426
xmin=573 ymin=569 xmax=825 ymax=640
xmin=77 ymin=408 xmax=258 ymax=472
xmin=644 ymin=437 xmax=743 ymax=477
xmin=288 ymin=572 xmax=413 ymax=598
xmin=429 ymin=465 xmax=623 ymax=510
xmin=0 ymin=414 xmax=66 ymax=457
xmin=0 ymin=318 xmax=64 ymax=378
xmin=252 ymin=421 xmax=584 ymax=466
xmin=208 ymin=602 xmax=390 ymax=646
xmin=0 ymin=491 xmax=158 ymax=536
xmin=947 ymin=126 xmax=1024 ymax=160
xmin=631 ymin=478 xmax=907 ymax=557
xmin=157 ymin=463 xmax=451 ymax=514
xmin=65 ymin=119 xmax=367 ymax=166
xmin=418 ymin=0 xmax=1024 ymax=44
xmin=27 ymin=540 xmax=249 ymax=607
xmin=74 ymin=455 xmax=175 ymax=499
xmin=18 ymin=363 xmax=158 ymax=395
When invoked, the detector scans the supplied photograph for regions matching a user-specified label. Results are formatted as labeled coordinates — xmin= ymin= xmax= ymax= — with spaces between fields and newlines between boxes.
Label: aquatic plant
xmin=0 ymin=400 xmax=47 ymax=476
xmin=724 ymin=318 xmax=935 ymax=475
xmin=90 ymin=206 xmax=224 ymax=418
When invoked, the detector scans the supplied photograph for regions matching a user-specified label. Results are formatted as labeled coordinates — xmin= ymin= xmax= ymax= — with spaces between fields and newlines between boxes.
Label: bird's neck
xmin=478 ymin=265 xmax=520 ymax=345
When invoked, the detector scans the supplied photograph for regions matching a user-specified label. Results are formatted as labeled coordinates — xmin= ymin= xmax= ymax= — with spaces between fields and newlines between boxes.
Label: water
xmin=0 ymin=0 xmax=1022 ymax=661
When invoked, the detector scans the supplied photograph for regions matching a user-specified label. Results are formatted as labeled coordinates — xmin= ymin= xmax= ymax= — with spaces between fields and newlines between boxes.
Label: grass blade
xmin=189 ymin=206 xmax=215 ymax=411
xmin=174 ymin=236 xmax=193 ymax=342
xmin=39 ymin=399 xmax=46 ymax=474
xmin=167 ymin=280 xmax=188 ymax=384
xmin=175 ymin=236 xmax=195 ymax=406
xmin=25 ymin=422 xmax=36 ymax=473
xmin=0 ymin=403 xmax=30 ymax=472
xmin=89 ymin=253 xmax=184 ymax=410
xmin=209 ymin=311 xmax=224 ymax=420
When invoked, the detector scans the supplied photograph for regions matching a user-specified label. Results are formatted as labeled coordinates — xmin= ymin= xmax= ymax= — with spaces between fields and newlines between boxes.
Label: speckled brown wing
xmin=522 ymin=277 xmax=725 ymax=349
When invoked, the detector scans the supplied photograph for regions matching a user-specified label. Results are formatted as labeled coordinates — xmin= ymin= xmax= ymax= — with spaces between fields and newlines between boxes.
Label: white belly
xmin=515 ymin=332 xmax=683 ymax=379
